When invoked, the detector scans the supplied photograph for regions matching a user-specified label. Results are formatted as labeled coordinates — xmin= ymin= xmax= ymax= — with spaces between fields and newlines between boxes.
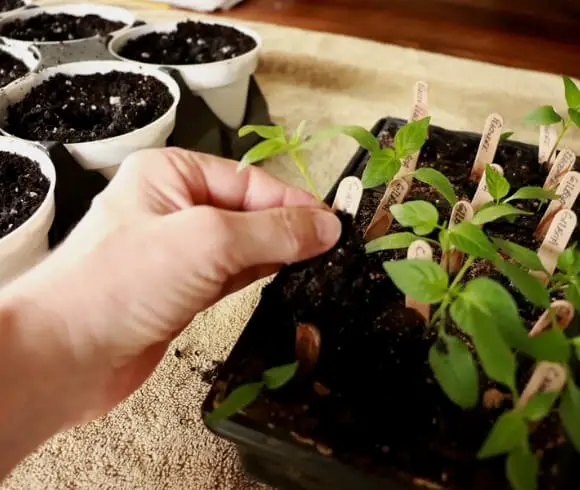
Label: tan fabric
xmin=4 ymin=2 xmax=580 ymax=489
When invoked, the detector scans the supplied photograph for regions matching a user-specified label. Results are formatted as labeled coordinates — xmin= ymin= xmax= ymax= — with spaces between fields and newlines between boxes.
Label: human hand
xmin=0 ymin=147 xmax=341 ymax=432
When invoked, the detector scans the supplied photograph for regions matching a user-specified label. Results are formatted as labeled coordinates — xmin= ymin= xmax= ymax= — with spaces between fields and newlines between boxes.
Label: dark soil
xmin=0 ymin=49 xmax=28 ymax=88
xmin=0 ymin=151 xmax=49 ymax=239
xmin=117 ymin=20 xmax=257 ymax=65
xmin=0 ymin=13 xmax=126 ymax=42
xmin=0 ymin=0 xmax=24 ymax=13
xmin=205 ymin=120 xmax=580 ymax=490
xmin=4 ymin=71 xmax=173 ymax=143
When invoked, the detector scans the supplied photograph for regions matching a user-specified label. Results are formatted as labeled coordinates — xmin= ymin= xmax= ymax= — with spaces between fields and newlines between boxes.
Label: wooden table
xmin=213 ymin=0 xmax=580 ymax=78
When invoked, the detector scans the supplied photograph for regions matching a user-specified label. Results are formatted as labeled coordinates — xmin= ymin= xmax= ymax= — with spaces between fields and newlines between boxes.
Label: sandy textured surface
xmin=3 ymin=1 xmax=579 ymax=489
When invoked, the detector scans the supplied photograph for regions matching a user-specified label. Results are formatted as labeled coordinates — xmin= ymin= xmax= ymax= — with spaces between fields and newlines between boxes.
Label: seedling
xmin=524 ymin=75 xmax=580 ymax=164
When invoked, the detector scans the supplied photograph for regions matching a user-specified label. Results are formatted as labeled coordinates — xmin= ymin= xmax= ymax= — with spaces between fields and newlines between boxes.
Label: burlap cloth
xmin=3 ymin=1 xmax=580 ymax=489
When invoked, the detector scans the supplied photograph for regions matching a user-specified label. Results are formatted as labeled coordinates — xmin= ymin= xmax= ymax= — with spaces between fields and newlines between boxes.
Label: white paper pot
xmin=0 ymin=3 xmax=135 ymax=46
xmin=109 ymin=20 xmax=262 ymax=129
xmin=0 ymin=40 xmax=41 ymax=87
xmin=0 ymin=60 xmax=181 ymax=178
xmin=0 ymin=136 xmax=55 ymax=287
xmin=0 ymin=0 xmax=34 ymax=20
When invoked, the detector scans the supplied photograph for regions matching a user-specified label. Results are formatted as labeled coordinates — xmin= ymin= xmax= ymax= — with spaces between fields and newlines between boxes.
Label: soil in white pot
xmin=0 ymin=49 xmax=27 ymax=88
xmin=4 ymin=71 xmax=174 ymax=143
xmin=0 ymin=151 xmax=49 ymax=239
xmin=0 ymin=13 xmax=126 ymax=42
xmin=0 ymin=0 xmax=24 ymax=13
xmin=118 ymin=21 xmax=257 ymax=65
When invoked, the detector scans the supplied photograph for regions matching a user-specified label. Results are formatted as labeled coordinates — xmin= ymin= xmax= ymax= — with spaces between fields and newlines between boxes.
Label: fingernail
xmin=313 ymin=210 xmax=342 ymax=246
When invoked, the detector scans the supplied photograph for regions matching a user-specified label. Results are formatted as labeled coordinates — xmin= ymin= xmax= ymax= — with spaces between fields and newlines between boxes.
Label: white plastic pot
xmin=0 ymin=60 xmax=181 ymax=178
xmin=109 ymin=20 xmax=262 ymax=129
xmin=0 ymin=40 xmax=41 ymax=87
xmin=0 ymin=0 xmax=34 ymax=20
xmin=0 ymin=136 xmax=55 ymax=287
xmin=0 ymin=3 xmax=135 ymax=46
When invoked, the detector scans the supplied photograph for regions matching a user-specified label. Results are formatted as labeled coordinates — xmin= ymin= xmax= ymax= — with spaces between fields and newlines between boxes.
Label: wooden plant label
xmin=364 ymin=179 xmax=410 ymax=242
xmin=516 ymin=362 xmax=567 ymax=410
xmin=295 ymin=323 xmax=321 ymax=374
xmin=471 ymin=163 xmax=504 ymax=211
xmin=529 ymin=300 xmax=575 ymax=337
xmin=534 ymin=209 xmax=577 ymax=282
xmin=441 ymin=200 xmax=474 ymax=273
xmin=414 ymin=80 xmax=429 ymax=108
xmin=543 ymin=149 xmax=576 ymax=191
xmin=539 ymin=125 xmax=558 ymax=166
xmin=406 ymin=240 xmax=433 ymax=321
xmin=469 ymin=113 xmax=504 ymax=182
xmin=535 ymin=171 xmax=580 ymax=240
xmin=332 ymin=176 xmax=363 ymax=217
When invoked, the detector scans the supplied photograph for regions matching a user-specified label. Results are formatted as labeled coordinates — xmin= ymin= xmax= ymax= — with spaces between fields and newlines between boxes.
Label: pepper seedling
xmin=524 ymin=75 xmax=580 ymax=164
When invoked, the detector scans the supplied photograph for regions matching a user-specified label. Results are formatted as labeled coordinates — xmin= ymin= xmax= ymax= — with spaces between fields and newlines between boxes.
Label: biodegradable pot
xmin=0 ymin=136 xmax=55 ymax=287
xmin=0 ymin=0 xmax=34 ymax=20
xmin=0 ymin=39 xmax=40 ymax=87
xmin=202 ymin=118 xmax=580 ymax=490
xmin=108 ymin=20 xmax=262 ymax=129
xmin=0 ymin=2 xmax=135 ymax=47
xmin=0 ymin=60 xmax=181 ymax=178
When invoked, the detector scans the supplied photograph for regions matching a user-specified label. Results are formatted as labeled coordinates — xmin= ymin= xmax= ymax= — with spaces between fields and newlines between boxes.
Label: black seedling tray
xmin=0 ymin=20 xmax=272 ymax=246
xmin=201 ymin=117 xmax=580 ymax=490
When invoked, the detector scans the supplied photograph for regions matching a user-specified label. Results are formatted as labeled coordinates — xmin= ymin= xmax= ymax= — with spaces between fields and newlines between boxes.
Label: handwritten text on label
xmin=470 ymin=113 xmax=504 ymax=181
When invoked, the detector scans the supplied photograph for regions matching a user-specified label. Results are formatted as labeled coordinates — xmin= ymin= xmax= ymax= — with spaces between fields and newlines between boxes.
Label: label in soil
xmin=516 ymin=362 xmax=567 ymax=410
xmin=441 ymin=200 xmax=474 ymax=273
xmin=295 ymin=323 xmax=321 ymax=374
xmin=414 ymin=81 xmax=429 ymax=108
xmin=333 ymin=176 xmax=363 ymax=217
xmin=539 ymin=125 xmax=558 ymax=166
xmin=543 ymin=148 xmax=576 ymax=190
xmin=469 ymin=113 xmax=504 ymax=182
xmin=535 ymin=171 xmax=580 ymax=240
xmin=534 ymin=208 xmax=577 ymax=282
xmin=364 ymin=179 xmax=410 ymax=241
xmin=529 ymin=300 xmax=575 ymax=337
xmin=471 ymin=163 xmax=504 ymax=211
xmin=406 ymin=240 xmax=433 ymax=321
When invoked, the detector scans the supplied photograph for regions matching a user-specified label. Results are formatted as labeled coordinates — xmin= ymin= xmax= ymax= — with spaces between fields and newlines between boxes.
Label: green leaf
xmin=439 ymin=228 xmax=451 ymax=253
xmin=412 ymin=168 xmax=457 ymax=206
xmin=485 ymin=165 xmax=511 ymax=201
xmin=478 ymin=410 xmax=527 ymax=459
xmin=383 ymin=259 xmax=449 ymax=304
xmin=560 ymin=380 xmax=580 ymax=453
xmin=500 ymin=131 xmax=515 ymax=141
xmin=558 ymin=245 xmax=580 ymax=274
xmin=361 ymin=150 xmax=401 ymax=188
xmin=520 ymin=391 xmax=559 ymax=422
xmin=523 ymin=105 xmax=562 ymax=126
xmin=365 ymin=232 xmax=421 ymax=253
xmin=263 ymin=362 xmax=299 ymax=390
xmin=239 ymin=124 xmax=286 ymax=140
xmin=497 ymin=259 xmax=551 ymax=308
xmin=569 ymin=108 xmax=580 ymax=128
xmin=394 ymin=117 xmax=431 ymax=159
xmin=290 ymin=120 xmax=308 ymax=145
xmin=563 ymin=76 xmax=580 ymax=109
xmin=507 ymin=445 xmax=539 ymax=490
xmin=492 ymin=238 xmax=545 ymax=271
xmin=505 ymin=186 xmax=559 ymax=203
xmin=524 ymin=329 xmax=571 ymax=363
xmin=390 ymin=201 xmax=439 ymax=235
xmin=566 ymin=279 xmax=580 ymax=310
xmin=448 ymin=222 xmax=498 ymax=260
xmin=428 ymin=336 xmax=479 ymax=409
xmin=471 ymin=204 xmax=531 ymax=226
xmin=238 ymin=140 xmax=290 ymax=169
xmin=205 ymin=382 xmax=263 ymax=424
xmin=573 ymin=338 xmax=580 ymax=362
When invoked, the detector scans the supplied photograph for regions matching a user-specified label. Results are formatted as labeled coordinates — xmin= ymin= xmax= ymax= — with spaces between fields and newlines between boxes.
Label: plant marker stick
xmin=406 ymin=240 xmax=433 ymax=322
xmin=516 ymin=362 xmax=567 ymax=410
xmin=364 ymin=179 xmax=410 ymax=242
xmin=471 ymin=164 xmax=504 ymax=211
xmin=529 ymin=300 xmax=575 ymax=337
xmin=332 ymin=176 xmax=363 ymax=217
xmin=414 ymin=80 xmax=429 ymax=108
xmin=441 ymin=200 xmax=474 ymax=273
xmin=469 ymin=113 xmax=504 ymax=182
xmin=295 ymin=323 xmax=321 ymax=374
xmin=542 ymin=149 xmax=576 ymax=191
xmin=533 ymin=208 xmax=577 ymax=283
xmin=535 ymin=171 xmax=580 ymax=240
xmin=539 ymin=125 xmax=558 ymax=166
